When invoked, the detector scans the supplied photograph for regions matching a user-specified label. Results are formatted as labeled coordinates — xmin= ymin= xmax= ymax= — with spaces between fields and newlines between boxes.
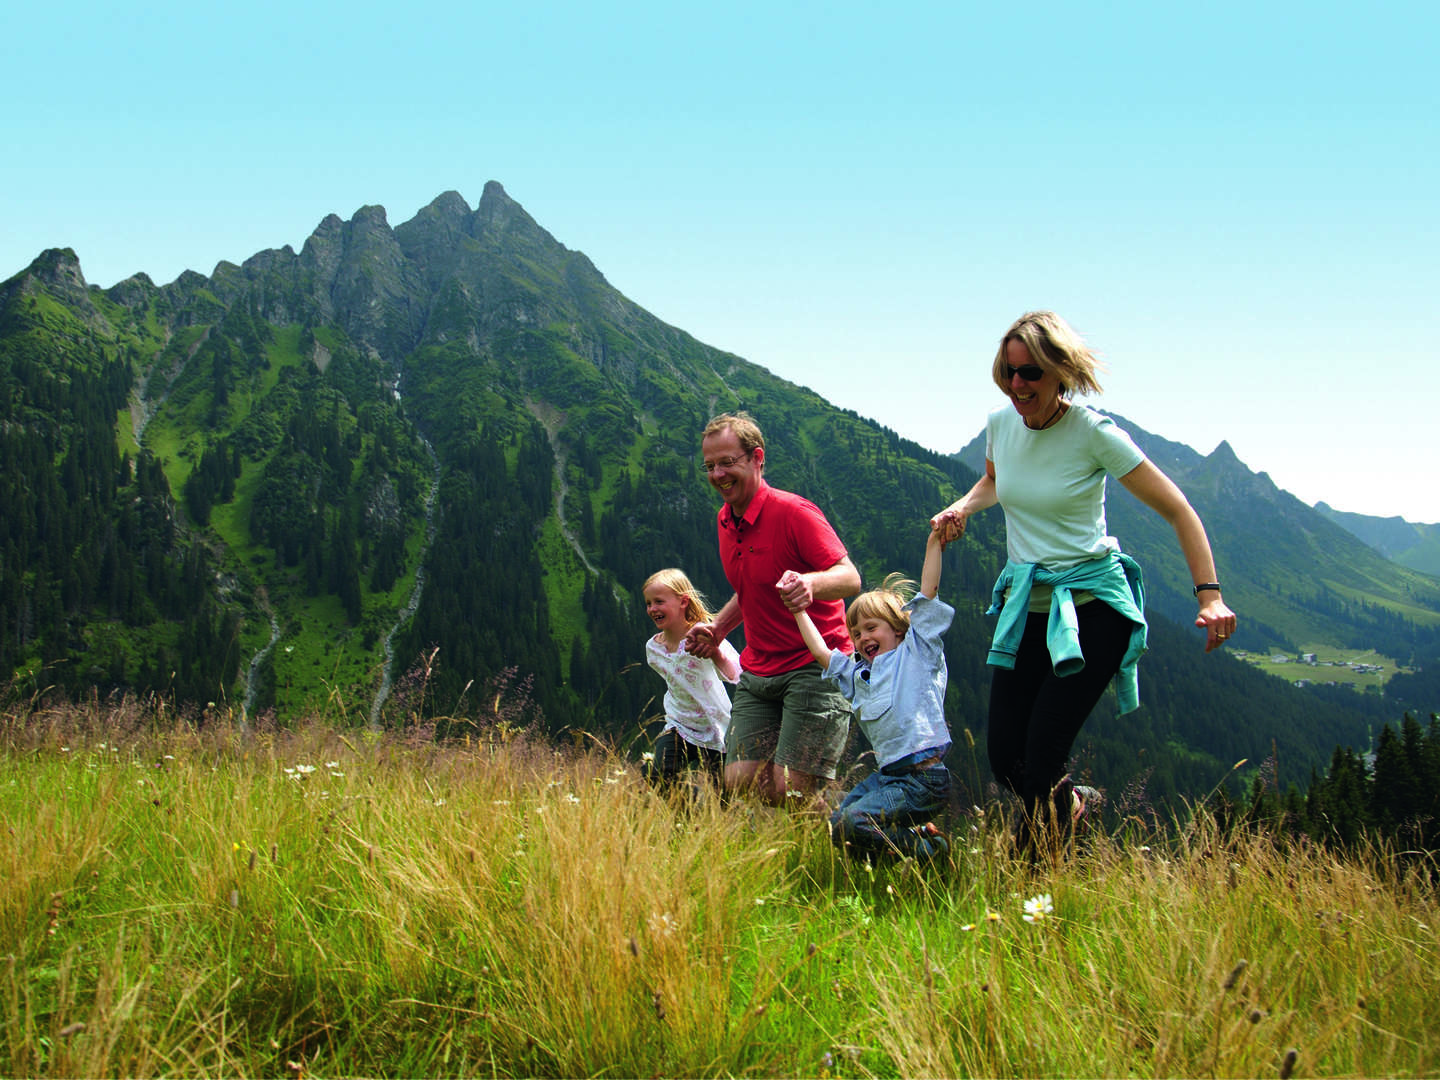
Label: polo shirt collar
xmin=720 ymin=479 xmax=772 ymax=530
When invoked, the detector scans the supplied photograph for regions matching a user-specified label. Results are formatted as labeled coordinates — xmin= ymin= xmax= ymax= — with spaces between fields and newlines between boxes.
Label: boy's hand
xmin=931 ymin=508 xmax=966 ymax=545
xmin=775 ymin=570 xmax=813 ymax=613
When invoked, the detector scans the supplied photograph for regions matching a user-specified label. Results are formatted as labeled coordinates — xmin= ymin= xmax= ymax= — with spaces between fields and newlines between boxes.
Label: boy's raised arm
xmin=779 ymin=570 xmax=833 ymax=667
xmin=793 ymin=607 xmax=832 ymax=668
xmin=920 ymin=528 xmax=946 ymax=600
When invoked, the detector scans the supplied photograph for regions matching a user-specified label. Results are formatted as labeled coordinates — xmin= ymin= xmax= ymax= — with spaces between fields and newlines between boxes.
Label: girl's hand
xmin=685 ymin=622 xmax=718 ymax=659
xmin=1194 ymin=597 xmax=1237 ymax=653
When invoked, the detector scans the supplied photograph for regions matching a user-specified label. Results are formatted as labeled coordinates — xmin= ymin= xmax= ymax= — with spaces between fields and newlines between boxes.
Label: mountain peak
xmin=351 ymin=204 xmax=392 ymax=230
xmin=1208 ymin=439 xmax=1240 ymax=464
xmin=424 ymin=190 xmax=472 ymax=219
xmin=28 ymin=247 xmax=89 ymax=294
xmin=476 ymin=180 xmax=540 ymax=234
xmin=2 ymin=248 xmax=107 ymax=329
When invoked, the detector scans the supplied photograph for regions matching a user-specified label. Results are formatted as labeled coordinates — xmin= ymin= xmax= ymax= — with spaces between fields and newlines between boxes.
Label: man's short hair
xmin=702 ymin=411 xmax=765 ymax=456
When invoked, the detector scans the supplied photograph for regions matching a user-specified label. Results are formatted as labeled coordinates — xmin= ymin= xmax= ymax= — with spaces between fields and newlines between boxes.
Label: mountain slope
xmin=1315 ymin=502 xmax=1440 ymax=578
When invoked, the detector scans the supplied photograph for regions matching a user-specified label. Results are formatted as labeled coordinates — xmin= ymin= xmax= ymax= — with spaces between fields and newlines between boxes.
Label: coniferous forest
xmin=3 ymin=184 xmax=1440 ymax=830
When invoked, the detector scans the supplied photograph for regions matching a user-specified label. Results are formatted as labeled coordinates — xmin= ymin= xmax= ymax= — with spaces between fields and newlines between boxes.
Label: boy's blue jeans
xmin=830 ymin=764 xmax=950 ymax=860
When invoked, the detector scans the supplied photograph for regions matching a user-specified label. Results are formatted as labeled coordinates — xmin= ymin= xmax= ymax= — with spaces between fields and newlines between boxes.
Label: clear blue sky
xmin=5 ymin=0 xmax=1437 ymax=522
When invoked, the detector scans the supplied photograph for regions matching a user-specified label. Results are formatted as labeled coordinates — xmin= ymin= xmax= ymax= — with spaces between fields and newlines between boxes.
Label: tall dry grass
xmin=2 ymin=690 xmax=1437 ymax=1077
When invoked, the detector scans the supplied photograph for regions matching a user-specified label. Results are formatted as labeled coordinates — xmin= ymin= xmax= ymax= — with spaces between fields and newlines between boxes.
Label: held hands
xmin=775 ymin=570 xmax=814 ymax=612
xmin=1195 ymin=597 xmax=1238 ymax=653
xmin=684 ymin=622 xmax=719 ymax=659
xmin=930 ymin=506 xmax=968 ymax=545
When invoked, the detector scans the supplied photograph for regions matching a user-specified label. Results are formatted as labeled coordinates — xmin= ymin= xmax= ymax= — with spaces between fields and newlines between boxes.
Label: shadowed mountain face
xmin=3 ymin=183 xmax=1438 ymax=805
xmin=1314 ymin=502 xmax=1440 ymax=577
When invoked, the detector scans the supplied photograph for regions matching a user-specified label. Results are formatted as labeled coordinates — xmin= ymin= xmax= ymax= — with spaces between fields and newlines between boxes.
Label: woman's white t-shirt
xmin=986 ymin=403 xmax=1147 ymax=572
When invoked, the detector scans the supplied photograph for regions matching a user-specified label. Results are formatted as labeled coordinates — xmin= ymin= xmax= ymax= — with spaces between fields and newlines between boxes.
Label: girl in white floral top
xmin=642 ymin=568 xmax=741 ymax=791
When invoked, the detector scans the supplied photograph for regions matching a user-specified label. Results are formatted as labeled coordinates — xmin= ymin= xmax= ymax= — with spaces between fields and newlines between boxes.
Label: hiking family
xmin=643 ymin=310 xmax=1238 ymax=861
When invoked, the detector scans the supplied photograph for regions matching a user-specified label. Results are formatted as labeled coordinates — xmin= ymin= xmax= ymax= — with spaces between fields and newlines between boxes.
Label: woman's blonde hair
xmin=991 ymin=310 xmax=1106 ymax=398
xmin=845 ymin=572 xmax=917 ymax=640
xmin=642 ymin=568 xmax=715 ymax=626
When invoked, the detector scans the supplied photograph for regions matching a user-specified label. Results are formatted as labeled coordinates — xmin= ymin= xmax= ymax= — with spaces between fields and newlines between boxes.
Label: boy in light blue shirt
xmin=785 ymin=528 xmax=953 ymax=861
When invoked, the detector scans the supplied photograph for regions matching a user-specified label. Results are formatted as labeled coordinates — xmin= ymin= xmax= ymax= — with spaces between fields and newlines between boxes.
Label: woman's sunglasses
xmin=1005 ymin=363 xmax=1046 ymax=382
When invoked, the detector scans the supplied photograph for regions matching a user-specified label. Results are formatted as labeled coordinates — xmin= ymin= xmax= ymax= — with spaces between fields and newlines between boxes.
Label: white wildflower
xmin=1022 ymin=893 xmax=1054 ymax=923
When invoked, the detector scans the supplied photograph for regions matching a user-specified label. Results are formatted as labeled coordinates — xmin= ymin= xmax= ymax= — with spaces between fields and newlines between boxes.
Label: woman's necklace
xmin=1028 ymin=400 xmax=1065 ymax=431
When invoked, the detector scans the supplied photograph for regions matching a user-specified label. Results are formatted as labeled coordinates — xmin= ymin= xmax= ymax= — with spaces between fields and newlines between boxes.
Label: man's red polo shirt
xmin=717 ymin=481 xmax=854 ymax=676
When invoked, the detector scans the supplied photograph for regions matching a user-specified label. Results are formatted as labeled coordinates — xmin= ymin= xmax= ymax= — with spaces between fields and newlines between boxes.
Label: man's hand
xmin=775 ymin=570 xmax=814 ymax=613
xmin=684 ymin=621 xmax=719 ymax=659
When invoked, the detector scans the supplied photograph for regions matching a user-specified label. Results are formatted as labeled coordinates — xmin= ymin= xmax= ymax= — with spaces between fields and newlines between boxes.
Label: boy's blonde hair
xmin=845 ymin=572 xmax=917 ymax=640
xmin=643 ymin=568 xmax=715 ymax=626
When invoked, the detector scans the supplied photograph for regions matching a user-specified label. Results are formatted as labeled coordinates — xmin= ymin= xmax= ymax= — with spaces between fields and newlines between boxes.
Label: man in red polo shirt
xmin=685 ymin=412 xmax=861 ymax=805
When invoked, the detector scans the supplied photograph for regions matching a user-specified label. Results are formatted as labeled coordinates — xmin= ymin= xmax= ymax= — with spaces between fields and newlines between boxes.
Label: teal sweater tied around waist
xmin=985 ymin=551 xmax=1148 ymax=715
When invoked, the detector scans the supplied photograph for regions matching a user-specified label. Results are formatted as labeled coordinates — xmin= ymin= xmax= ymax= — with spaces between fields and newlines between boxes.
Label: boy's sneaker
xmin=1071 ymin=784 xmax=1103 ymax=822
xmin=914 ymin=821 xmax=949 ymax=859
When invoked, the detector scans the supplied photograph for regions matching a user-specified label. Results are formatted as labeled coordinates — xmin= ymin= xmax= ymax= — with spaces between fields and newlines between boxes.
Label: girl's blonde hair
xmin=643 ymin=568 xmax=715 ymax=626
xmin=990 ymin=310 xmax=1106 ymax=398
xmin=845 ymin=572 xmax=917 ymax=640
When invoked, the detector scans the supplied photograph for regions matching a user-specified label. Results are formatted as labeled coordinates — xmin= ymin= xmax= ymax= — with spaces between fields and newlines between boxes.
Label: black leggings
xmin=645 ymin=728 xmax=724 ymax=789
xmin=987 ymin=599 xmax=1133 ymax=846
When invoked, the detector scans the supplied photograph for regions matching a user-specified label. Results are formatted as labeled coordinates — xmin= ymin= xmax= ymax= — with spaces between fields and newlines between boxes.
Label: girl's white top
xmin=644 ymin=636 xmax=740 ymax=751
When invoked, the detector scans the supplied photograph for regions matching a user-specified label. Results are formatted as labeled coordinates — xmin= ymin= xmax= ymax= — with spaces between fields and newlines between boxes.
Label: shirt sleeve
xmin=787 ymin=495 xmax=850 ymax=571
xmin=1091 ymin=413 xmax=1147 ymax=477
xmin=822 ymin=649 xmax=859 ymax=701
xmin=717 ymin=638 xmax=742 ymax=683
xmin=903 ymin=593 xmax=955 ymax=662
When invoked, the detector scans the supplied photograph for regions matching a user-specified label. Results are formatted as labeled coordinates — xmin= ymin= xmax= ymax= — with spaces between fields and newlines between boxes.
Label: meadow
xmin=1232 ymin=647 xmax=1406 ymax=694
xmin=3 ymin=691 xmax=1438 ymax=1079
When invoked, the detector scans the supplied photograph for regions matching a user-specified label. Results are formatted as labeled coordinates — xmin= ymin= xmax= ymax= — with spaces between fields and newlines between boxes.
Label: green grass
xmin=1318 ymin=579 xmax=1440 ymax=628
xmin=3 ymin=693 xmax=1437 ymax=1078
xmin=1235 ymin=645 xmax=1410 ymax=692
xmin=537 ymin=516 xmax=591 ymax=673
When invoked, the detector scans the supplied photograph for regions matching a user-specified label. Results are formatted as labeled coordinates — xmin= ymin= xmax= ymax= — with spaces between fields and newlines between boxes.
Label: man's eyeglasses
xmin=701 ymin=451 xmax=753 ymax=473
xmin=1005 ymin=363 xmax=1046 ymax=382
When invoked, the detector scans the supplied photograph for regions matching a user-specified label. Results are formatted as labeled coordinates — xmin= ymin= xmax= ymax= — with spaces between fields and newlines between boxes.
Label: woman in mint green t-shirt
xmin=931 ymin=310 xmax=1237 ymax=857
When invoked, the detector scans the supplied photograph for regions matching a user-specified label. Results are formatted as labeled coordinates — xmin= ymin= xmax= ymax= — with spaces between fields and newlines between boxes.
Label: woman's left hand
xmin=1195 ymin=597 xmax=1237 ymax=652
